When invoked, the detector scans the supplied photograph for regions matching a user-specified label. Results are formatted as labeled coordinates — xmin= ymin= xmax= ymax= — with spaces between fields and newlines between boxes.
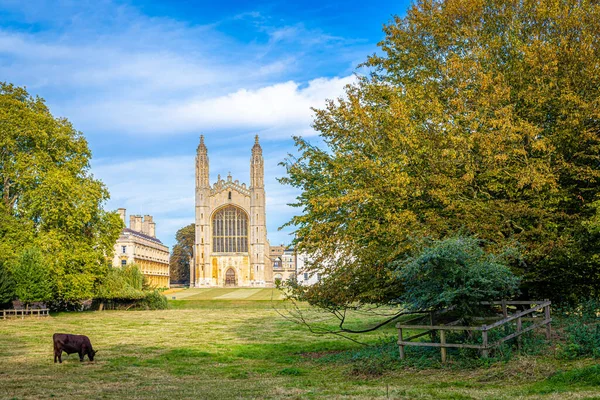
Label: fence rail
xmin=1 ymin=308 xmax=50 ymax=319
xmin=396 ymin=300 xmax=551 ymax=363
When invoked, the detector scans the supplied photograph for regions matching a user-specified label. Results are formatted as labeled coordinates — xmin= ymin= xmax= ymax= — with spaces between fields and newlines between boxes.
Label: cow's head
xmin=89 ymin=349 xmax=98 ymax=361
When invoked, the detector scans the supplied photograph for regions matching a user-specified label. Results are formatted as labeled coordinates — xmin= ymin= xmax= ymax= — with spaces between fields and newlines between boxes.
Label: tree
xmin=281 ymin=0 xmax=600 ymax=309
xmin=169 ymin=223 xmax=194 ymax=284
xmin=0 ymin=260 xmax=15 ymax=307
xmin=0 ymin=83 xmax=123 ymax=304
xmin=12 ymin=247 xmax=52 ymax=308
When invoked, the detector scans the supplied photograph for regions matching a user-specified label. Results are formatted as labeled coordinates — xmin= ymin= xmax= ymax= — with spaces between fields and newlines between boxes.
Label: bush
xmin=395 ymin=236 xmax=520 ymax=318
xmin=556 ymin=299 xmax=600 ymax=359
xmin=95 ymin=265 xmax=145 ymax=301
xmin=140 ymin=290 xmax=168 ymax=310
xmin=94 ymin=265 xmax=167 ymax=310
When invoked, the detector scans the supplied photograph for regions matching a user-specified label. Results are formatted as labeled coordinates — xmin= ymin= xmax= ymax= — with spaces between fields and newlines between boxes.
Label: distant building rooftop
xmin=122 ymin=228 xmax=164 ymax=245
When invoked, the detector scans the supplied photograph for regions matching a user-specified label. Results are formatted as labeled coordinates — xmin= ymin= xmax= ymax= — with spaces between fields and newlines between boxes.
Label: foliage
xmin=0 ymin=82 xmax=123 ymax=304
xmin=11 ymin=247 xmax=53 ymax=306
xmin=556 ymin=299 xmax=600 ymax=359
xmin=169 ymin=223 xmax=194 ymax=284
xmin=95 ymin=264 xmax=146 ymax=300
xmin=139 ymin=290 xmax=169 ymax=310
xmin=281 ymin=0 xmax=600 ymax=307
xmin=395 ymin=236 xmax=520 ymax=317
xmin=94 ymin=265 xmax=167 ymax=310
xmin=0 ymin=260 xmax=15 ymax=306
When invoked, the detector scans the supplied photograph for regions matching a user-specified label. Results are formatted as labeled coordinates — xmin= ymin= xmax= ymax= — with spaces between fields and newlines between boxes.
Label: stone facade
xmin=113 ymin=209 xmax=170 ymax=288
xmin=191 ymin=135 xmax=272 ymax=287
xmin=269 ymin=245 xmax=297 ymax=284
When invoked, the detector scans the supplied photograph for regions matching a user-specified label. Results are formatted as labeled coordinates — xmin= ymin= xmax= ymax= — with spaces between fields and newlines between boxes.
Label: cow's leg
xmin=54 ymin=351 xmax=57 ymax=363
xmin=79 ymin=345 xmax=86 ymax=362
xmin=58 ymin=351 xmax=63 ymax=363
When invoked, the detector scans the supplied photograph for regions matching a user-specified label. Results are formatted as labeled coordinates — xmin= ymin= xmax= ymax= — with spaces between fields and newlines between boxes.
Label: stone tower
xmin=191 ymin=135 xmax=271 ymax=287
xmin=193 ymin=135 xmax=211 ymax=286
xmin=249 ymin=135 xmax=268 ymax=285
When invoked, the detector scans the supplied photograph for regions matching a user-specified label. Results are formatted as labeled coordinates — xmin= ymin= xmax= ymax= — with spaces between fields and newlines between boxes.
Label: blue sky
xmin=0 ymin=0 xmax=411 ymax=248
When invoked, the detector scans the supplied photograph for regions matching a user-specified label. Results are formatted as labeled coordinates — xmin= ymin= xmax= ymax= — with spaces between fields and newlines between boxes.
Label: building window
xmin=303 ymin=273 xmax=308 ymax=280
xmin=228 ymin=191 xmax=232 ymax=200
xmin=121 ymin=260 xmax=127 ymax=267
xmin=212 ymin=206 xmax=248 ymax=253
xmin=121 ymin=246 xmax=126 ymax=254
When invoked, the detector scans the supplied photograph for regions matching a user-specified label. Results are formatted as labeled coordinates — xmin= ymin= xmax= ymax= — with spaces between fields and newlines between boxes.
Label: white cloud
xmin=74 ymin=75 xmax=355 ymax=137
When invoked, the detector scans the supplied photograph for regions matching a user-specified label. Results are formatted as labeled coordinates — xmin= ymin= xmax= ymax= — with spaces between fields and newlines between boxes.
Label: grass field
xmin=1 ymin=290 xmax=599 ymax=399
xmin=166 ymin=288 xmax=285 ymax=301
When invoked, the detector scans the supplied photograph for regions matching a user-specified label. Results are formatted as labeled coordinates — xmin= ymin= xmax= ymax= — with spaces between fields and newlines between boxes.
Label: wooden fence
xmin=396 ymin=300 xmax=551 ymax=362
xmin=1 ymin=308 xmax=50 ymax=319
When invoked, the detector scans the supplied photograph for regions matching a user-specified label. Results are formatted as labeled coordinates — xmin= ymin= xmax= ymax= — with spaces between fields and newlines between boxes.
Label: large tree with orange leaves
xmin=282 ymin=0 xmax=600 ymax=312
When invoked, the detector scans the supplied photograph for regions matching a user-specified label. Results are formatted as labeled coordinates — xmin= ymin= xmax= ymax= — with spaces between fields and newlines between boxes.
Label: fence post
xmin=501 ymin=299 xmax=508 ymax=318
xmin=398 ymin=327 xmax=405 ymax=360
xmin=544 ymin=299 xmax=551 ymax=340
xmin=429 ymin=312 xmax=437 ymax=341
xmin=516 ymin=316 xmax=522 ymax=351
xmin=440 ymin=330 xmax=447 ymax=363
xmin=481 ymin=327 xmax=489 ymax=358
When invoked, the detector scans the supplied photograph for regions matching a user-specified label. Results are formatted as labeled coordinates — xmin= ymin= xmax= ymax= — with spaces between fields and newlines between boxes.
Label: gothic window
xmin=212 ymin=206 xmax=248 ymax=253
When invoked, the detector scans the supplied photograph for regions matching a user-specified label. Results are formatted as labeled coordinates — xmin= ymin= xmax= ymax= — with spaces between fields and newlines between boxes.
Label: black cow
xmin=53 ymin=333 xmax=97 ymax=363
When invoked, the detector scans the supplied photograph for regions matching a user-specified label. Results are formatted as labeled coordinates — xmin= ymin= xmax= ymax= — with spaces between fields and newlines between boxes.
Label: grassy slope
xmin=0 ymin=299 xmax=598 ymax=399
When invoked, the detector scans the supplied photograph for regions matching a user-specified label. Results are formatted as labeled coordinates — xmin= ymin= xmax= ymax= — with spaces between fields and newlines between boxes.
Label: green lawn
xmin=167 ymin=288 xmax=285 ymax=301
xmin=0 ymin=296 xmax=598 ymax=399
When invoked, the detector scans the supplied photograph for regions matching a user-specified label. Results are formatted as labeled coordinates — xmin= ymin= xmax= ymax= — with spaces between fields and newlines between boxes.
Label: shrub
xmin=140 ymin=290 xmax=168 ymax=310
xmin=556 ymin=299 xmax=600 ymax=359
xmin=395 ymin=236 xmax=520 ymax=319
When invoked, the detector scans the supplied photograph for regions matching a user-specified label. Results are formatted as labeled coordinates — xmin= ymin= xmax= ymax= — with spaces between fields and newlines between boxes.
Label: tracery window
xmin=212 ymin=206 xmax=248 ymax=253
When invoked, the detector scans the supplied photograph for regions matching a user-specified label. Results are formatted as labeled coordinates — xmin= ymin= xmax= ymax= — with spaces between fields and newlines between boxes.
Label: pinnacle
xmin=252 ymin=134 xmax=262 ymax=153
xmin=197 ymin=134 xmax=207 ymax=154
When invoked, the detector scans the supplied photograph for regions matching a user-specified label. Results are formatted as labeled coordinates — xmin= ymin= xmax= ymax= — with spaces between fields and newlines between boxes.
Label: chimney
xmin=129 ymin=215 xmax=143 ymax=232
xmin=149 ymin=222 xmax=156 ymax=237
xmin=142 ymin=215 xmax=153 ymax=235
xmin=118 ymin=208 xmax=126 ymax=225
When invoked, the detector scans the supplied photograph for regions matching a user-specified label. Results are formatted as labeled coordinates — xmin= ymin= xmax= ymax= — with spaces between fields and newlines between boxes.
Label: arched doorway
xmin=225 ymin=268 xmax=236 ymax=286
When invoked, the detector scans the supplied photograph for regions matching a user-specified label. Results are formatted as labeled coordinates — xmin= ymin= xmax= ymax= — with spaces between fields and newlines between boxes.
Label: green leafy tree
xmin=396 ymin=236 xmax=520 ymax=318
xmin=282 ymin=0 xmax=600 ymax=309
xmin=12 ymin=248 xmax=52 ymax=308
xmin=0 ymin=83 xmax=123 ymax=304
xmin=0 ymin=260 xmax=15 ymax=306
xmin=169 ymin=223 xmax=194 ymax=284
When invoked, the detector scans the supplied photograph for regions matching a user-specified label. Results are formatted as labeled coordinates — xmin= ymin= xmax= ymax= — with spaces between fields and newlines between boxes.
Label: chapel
xmin=190 ymin=135 xmax=272 ymax=287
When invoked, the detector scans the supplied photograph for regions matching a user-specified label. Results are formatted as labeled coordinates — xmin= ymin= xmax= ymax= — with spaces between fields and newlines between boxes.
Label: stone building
xmin=113 ymin=209 xmax=170 ymax=288
xmin=190 ymin=135 xmax=272 ymax=287
xmin=269 ymin=245 xmax=297 ymax=284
